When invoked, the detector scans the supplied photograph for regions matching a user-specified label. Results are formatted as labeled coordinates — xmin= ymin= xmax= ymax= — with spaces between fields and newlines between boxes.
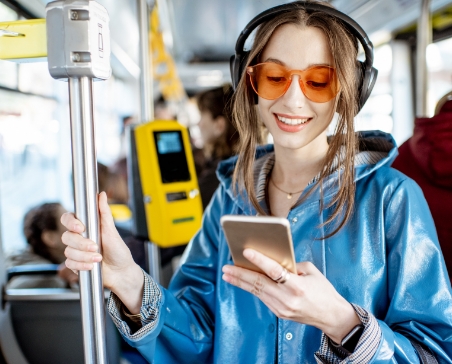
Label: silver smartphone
xmin=220 ymin=215 xmax=297 ymax=274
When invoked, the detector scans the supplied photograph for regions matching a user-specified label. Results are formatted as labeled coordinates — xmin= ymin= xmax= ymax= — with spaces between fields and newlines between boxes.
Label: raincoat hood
xmin=216 ymin=130 xmax=398 ymax=206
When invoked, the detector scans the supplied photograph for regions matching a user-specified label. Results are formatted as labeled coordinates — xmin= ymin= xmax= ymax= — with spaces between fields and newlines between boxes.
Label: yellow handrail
xmin=0 ymin=19 xmax=47 ymax=62
xmin=150 ymin=4 xmax=186 ymax=102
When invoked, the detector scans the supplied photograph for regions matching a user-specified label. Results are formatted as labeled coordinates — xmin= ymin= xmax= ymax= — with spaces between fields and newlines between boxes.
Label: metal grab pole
xmin=416 ymin=0 xmax=432 ymax=117
xmin=144 ymin=241 xmax=161 ymax=282
xmin=139 ymin=0 xmax=154 ymax=122
xmin=69 ymin=76 xmax=107 ymax=364
xmin=46 ymin=1 xmax=111 ymax=362
xmin=137 ymin=0 xmax=161 ymax=282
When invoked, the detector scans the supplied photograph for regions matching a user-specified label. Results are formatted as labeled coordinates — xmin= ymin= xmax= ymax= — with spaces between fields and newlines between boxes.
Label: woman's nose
xmin=282 ymin=75 xmax=306 ymax=108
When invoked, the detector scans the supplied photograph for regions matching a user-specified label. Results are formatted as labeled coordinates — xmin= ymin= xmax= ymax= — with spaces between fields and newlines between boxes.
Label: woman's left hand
xmin=222 ymin=248 xmax=361 ymax=343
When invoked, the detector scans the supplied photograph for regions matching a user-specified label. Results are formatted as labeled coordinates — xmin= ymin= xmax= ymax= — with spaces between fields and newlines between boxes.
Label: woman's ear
xmin=214 ymin=116 xmax=227 ymax=137
xmin=41 ymin=230 xmax=61 ymax=248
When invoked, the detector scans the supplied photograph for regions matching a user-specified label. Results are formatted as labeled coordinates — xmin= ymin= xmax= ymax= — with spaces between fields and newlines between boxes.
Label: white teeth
xmin=277 ymin=115 xmax=309 ymax=125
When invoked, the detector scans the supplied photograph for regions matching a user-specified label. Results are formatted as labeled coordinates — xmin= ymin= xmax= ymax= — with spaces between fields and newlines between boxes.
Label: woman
xmin=196 ymin=84 xmax=239 ymax=209
xmin=61 ymin=1 xmax=452 ymax=363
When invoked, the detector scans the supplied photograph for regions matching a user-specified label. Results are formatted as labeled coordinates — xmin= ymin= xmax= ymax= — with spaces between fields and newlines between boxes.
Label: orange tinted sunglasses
xmin=246 ymin=62 xmax=340 ymax=103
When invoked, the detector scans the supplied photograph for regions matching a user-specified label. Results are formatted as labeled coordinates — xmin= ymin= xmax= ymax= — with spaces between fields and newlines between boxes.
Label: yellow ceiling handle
xmin=150 ymin=5 xmax=186 ymax=102
xmin=0 ymin=19 xmax=47 ymax=62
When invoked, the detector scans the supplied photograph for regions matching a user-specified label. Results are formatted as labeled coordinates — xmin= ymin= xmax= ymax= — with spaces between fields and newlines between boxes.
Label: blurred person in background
xmin=196 ymin=84 xmax=239 ymax=208
xmin=98 ymin=161 xmax=129 ymax=206
xmin=6 ymin=202 xmax=78 ymax=288
xmin=392 ymin=93 xmax=452 ymax=279
xmin=154 ymin=94 xmax=177 ymax=120
xmin=118 ymin=115 xmax=137 ymax=160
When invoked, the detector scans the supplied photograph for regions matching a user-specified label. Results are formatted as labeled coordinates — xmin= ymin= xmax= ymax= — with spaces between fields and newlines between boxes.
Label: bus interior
xmin=0 ymin=0 xmax=451 ymax=363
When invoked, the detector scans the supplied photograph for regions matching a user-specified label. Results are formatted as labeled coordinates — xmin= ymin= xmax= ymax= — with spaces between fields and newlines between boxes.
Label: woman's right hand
xmin=61 ymin=191 xmax=144 ymax=313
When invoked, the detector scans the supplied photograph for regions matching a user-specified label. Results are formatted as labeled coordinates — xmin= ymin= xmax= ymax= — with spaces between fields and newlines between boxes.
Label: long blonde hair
xmin=232 ymin=1 xmax=359 ymax=237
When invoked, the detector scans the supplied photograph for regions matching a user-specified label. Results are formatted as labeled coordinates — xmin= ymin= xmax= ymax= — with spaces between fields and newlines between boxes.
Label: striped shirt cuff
xmin=107 ymin=270 xmax=163 ymax=340
xmin=314 ymin=304 xmax=381 ymax=364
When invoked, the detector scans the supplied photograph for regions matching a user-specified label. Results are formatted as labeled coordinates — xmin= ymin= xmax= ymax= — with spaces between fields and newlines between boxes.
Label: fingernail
xmin=89 ymin=244 xmax=98 ymax=252
xmin=222 ymin=274 xmax=230 ymax=282
xmin=222 ymin=266 xmax=231 ymax=274
xmin=243 ymin=249 xmax=254 ymax=259
xmin=92 ymin=255 xmax=102 ymax=262
xmin=74 ymin=224 xmax=82 ymax=232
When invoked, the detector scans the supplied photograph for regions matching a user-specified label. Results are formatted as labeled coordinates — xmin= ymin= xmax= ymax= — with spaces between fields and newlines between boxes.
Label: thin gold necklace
xmin=269 ymin=177 xmax=304 ymax=199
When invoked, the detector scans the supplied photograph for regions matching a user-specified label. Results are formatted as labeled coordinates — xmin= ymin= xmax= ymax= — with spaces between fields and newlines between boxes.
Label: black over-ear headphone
xmin=229 ymin=1 xmax=378 ymax=112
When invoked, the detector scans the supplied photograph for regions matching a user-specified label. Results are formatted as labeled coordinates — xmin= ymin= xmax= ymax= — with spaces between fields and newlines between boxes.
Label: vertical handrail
xmin=137 ymin=0 xmax=161 ymax=282
xmin=391 ymin=40 xmax=415 ymax=145
xmin=138 ymin=0 xmax=154 ymax=122
xmin=416 ymin=0 xmax=432 ymax=117
xmin=69 ymin=76 xmax=108 ymax=364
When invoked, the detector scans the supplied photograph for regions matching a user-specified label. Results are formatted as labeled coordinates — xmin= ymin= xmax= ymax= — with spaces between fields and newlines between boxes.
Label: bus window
xmin=0 ymin=90 xmax=59 ymax=255
xmin=355 ymin=44 xmax=393 ymax=136
xmin=427 ymin=38 xmax=452 ymax=115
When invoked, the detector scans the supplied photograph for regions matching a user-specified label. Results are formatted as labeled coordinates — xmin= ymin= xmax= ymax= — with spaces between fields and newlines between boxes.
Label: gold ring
xmin=274 ymin=267 xmax=290 ymax=284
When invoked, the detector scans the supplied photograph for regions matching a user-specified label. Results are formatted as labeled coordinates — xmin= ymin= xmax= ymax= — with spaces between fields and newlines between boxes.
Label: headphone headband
xmin=230 ymin=1 xmax=378 ymax=112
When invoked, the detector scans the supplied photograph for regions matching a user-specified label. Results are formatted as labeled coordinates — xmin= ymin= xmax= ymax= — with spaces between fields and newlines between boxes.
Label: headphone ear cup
xmin=230 ymin=55 xmax=239 ymax=90
xmin=355 ymin=61 xmax=366 ymax=109
xmin=355 ymin=61 xmax=378 ymax=112
xmin=230 ymin=51 xmax=250 ymax=91
xmin=361 ymin=67 xmax=378 ymax=110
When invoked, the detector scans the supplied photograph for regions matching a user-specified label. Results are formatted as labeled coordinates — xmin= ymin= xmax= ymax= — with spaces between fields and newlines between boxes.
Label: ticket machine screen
xmin=154 ymin=131 xmax=190 ymax=183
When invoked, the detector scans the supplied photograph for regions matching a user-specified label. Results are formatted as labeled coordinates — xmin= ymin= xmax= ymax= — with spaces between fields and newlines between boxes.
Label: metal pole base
xmin=145 ymin=241 xmax=161 ymax=283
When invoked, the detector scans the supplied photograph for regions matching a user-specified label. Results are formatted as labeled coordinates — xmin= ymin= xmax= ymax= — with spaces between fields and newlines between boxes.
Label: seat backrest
xmin=5 ymin=286 xmax=120 ymax=364
xmin=1 ymin=244 xmax=30 ymax=363
xmin=7 ymin=264 xmax=60 ymax=281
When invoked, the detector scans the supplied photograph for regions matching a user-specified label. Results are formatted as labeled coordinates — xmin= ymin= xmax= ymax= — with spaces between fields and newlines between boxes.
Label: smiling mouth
xmin=276 ymin=114 xmax=312 ymax=125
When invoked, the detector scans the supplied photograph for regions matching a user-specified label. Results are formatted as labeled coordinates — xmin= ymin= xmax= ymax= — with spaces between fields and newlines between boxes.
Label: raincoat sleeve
xmin=108 ymin=185 xmax=225 ymax=363
xmin=370 ymin=177 xmax=452 ymax=363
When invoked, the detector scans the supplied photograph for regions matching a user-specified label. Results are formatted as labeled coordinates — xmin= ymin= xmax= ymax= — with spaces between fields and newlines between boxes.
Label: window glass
xmin=0 ymin=77 xmax=139 ymax=255
xmin=0 ymin=2 xmax=18 ymax=21
xmin=0 ymin=2 xmax=139 ymax=256
xmin=19 ymin=62 xmax=56 ymax=97
xmin=0 ymin=90 xmax=60 ymax=254
xmin=0 ymin=60 xmax=18 ymax=89
xmin=427 ymin=38 xmax=452 ymax=115
xmin=94 ymin=77 xmax=137 ymax=165
xmin=355 ymin=44 xmax=394 ymax=134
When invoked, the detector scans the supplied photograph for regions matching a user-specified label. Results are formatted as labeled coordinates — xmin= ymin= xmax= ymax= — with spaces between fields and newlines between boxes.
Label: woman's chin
xmin=271 ymin=136 xmax=312 ymax=151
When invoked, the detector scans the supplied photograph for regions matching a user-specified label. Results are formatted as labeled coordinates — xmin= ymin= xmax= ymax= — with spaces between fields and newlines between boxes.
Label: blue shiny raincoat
xmin=120 ymin=131 xmax=452 ymax=363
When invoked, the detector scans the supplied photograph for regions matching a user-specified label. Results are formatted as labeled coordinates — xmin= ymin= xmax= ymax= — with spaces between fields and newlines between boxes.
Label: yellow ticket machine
xmin=134 ymin=120 xmax=203 ymax=247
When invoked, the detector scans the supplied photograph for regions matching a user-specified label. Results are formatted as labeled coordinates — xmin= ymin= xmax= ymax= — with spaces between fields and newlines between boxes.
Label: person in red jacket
xmin=392 ymin=94 xmax=452 ymax=279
